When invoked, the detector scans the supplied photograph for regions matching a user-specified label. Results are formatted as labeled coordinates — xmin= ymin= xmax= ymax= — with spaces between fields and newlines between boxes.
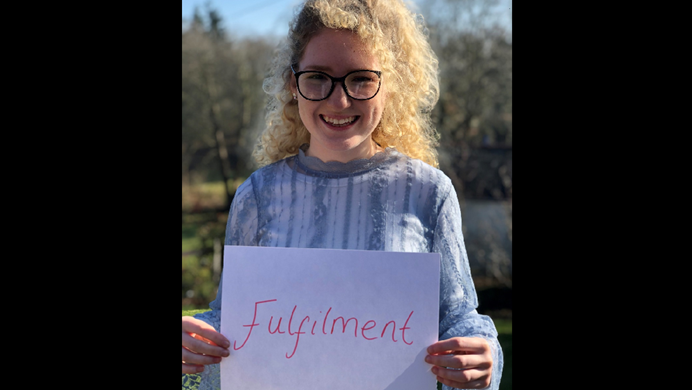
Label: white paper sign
xmin=220 ymin=246 xmax=440 ymax=390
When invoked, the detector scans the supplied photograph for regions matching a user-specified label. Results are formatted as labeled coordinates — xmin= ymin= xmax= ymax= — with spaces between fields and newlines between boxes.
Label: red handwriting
xmin=233 ymin=299 xmax=415 ymax=359
xmin=399 ymin=310 xmax=414 ymax=345
xmin=268 ymin=315 xmax=285 ymax=334
xmin=233 ymin=299 xmax=277 ymax=350
xmin=361 ymin=320 xmax=377 ymax=340
xmin=382 ymin=320 xmax=397 ymax=342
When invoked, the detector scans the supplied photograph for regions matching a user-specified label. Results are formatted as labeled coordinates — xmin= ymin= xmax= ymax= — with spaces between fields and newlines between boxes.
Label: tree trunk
xmin=201 ymin=53 xmax=235 ymax=209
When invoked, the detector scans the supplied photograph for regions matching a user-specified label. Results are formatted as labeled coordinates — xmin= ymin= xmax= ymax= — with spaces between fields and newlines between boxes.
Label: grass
xmin=494 ymin=318 xmax=512 ymax=334
xmin=182 ymin=309 xmax=211 ymax=317
xmin=182 ymin=179 xmax=246 ymax=213
xmin=496 ymin=319 xmax=512 ymax=390
xmin=182 ymin=181 xmax=229 ymax=212
xmin=182 ymin=225 xmax=202 ymax=253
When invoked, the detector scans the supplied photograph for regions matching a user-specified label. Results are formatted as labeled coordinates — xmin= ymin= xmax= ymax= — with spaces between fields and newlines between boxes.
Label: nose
xmin=326 ymin=82 xmax=351 ymax=109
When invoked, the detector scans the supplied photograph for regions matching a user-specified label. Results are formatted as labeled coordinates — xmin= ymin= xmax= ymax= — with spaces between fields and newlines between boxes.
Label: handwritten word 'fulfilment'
xmin=232 ymin=299 xmax=415 ymax=359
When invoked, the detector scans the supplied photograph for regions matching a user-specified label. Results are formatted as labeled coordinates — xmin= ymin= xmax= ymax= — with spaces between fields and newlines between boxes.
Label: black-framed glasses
xmin=291 ymin=64 xmax=382 ymax=101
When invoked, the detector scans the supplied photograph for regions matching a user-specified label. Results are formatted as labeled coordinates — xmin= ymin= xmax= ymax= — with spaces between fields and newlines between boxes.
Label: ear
xmin=289 ymin=76 xmax=298 ymax=99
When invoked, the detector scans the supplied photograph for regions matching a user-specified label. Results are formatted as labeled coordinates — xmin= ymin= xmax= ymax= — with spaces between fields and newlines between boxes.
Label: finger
xmin=182 ymin=347 xmax=224 ymax=366
xmin=427 ymin=337 xmax=488 ymax=355
xmin=433 ymin=366 xmax=491 ymax=389
xmin=182 ymin=332 xmax=230 ymax=358
xmin=425 ymin=353 xmax=488 ymax=369
xmin=427 ymin=337 xmax=487 ymax=355
xmin=190 ymin=332 xmax=219 ymax=346
xmin=182 ymin=363 xmax=205 ymax=375
xmin=182 ymin=316 xmax=231 ymax=349
xmin=436 ymin=374 xmax=491 ymax=389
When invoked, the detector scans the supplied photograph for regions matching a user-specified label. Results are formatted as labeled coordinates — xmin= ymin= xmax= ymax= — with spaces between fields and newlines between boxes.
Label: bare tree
xmin=422 ymin=0 xmax=513 ymax=287
xmin=182 ymin=8 xmax=276 ymax=209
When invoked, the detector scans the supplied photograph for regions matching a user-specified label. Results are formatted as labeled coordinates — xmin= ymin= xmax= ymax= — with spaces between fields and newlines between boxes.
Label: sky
xmin=182 ymin=0 xmax=315 ymax=38
xmin=182 ymin=0 xmax=511 ymax=39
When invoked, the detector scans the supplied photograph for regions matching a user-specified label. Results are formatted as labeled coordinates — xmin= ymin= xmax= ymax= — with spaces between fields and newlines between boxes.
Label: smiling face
xmin=291 ymin=28 xmax=386 ymax=163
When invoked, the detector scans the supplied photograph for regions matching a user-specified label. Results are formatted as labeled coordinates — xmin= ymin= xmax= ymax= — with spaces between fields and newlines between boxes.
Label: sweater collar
xmin=296 ymin=143 xmax=398 ymax=176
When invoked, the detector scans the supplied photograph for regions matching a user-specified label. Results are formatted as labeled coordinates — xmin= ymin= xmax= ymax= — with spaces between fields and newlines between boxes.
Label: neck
xmin=305 ymin=139 xmax=383 ymax=163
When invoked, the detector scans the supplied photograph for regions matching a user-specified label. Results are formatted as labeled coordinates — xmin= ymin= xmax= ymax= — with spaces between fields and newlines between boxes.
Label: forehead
xmin=299 ymin=28 xmax=380 ymax=73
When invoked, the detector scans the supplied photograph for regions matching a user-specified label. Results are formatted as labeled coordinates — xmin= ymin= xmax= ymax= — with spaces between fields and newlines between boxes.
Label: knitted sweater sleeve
xmin=433 ymin=181 xmax=504 ymax=390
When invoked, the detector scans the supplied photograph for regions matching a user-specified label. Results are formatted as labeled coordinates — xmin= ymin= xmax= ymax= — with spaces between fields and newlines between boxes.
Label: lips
xmin=321 ymin=115 xmax=359 ymax=127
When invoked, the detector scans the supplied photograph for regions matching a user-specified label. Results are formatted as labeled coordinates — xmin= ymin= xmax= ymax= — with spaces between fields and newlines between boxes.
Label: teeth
xmin=322 ymin=115 xmax=356 ymax=125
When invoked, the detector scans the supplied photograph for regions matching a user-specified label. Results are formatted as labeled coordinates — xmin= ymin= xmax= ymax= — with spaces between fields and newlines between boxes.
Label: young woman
xmin=182 ymin=1 xmax=503 ymax=389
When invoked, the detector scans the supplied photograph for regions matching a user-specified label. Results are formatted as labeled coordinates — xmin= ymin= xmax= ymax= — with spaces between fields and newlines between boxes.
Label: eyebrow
xmin=301 ymin=65 xmax=333 ymax=72
xmin=300 ymin=65 xmax=380 ymax=76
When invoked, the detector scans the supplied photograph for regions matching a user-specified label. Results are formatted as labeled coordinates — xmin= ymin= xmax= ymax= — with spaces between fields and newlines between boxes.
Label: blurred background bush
xmin=182 ymin=0 xmax=512 ymax=320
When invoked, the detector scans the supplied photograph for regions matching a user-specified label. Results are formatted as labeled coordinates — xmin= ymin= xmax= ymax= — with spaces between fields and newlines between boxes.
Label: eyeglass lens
xmin=297 ymin=71 xmax=380 ymax=100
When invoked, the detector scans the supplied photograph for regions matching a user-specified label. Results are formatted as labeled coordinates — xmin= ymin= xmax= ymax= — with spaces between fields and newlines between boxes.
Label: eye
xmin=348 ymin=71 xmax=380 ymax=84
xmin=306 ymin=73 xmax=328 ymax=81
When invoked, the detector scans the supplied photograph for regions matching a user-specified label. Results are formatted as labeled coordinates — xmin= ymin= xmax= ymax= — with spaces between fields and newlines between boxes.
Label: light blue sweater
xmin=184 ymin=146 xmax=503 ymax=390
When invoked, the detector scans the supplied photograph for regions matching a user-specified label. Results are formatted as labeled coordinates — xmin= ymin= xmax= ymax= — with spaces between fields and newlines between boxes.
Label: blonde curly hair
xmin=253 ymin=0 xmax=440 ymax=167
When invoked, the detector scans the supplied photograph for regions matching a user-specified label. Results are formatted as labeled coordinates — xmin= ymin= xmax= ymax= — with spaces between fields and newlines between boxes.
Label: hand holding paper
xmin=426 ymin=337 xmax=493 ymax=389
xmin=182 ymin=316 xmax=231 ymax=374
